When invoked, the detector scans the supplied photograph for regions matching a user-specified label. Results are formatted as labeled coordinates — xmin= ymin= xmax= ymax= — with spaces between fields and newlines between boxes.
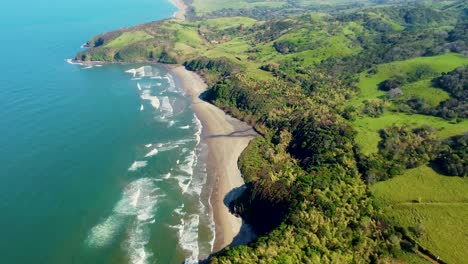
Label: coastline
xmin=169 ymin=0 xmax=188 ymax=20
xmin=169 ymin=65 xmax=257 ymax=251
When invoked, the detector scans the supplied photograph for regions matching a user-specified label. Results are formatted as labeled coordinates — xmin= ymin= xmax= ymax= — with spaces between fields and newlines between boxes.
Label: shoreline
xmin=169 ymin=0 xmax=188 ymax=20
xmin=169 ymin=65 xmax=257 ymax=251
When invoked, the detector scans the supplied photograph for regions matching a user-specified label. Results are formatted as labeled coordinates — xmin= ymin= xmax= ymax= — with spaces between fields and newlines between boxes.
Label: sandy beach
xmin=170 ymin=0 xmax=188 ymax=20
xmin=170 ymin=66 xmax=257 ymax=251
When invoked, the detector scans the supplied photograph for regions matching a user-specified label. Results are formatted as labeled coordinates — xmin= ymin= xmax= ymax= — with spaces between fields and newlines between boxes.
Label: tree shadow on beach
xmin=224 ymin=186 xmax=257 ymax=248
xmin=207 ymin=128 xmax=258 ymax=139
xmin=196 ymin=185 xmax=257 ymax=264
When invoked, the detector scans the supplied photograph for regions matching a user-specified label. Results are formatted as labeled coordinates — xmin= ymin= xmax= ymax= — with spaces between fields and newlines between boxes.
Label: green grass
xmin=385 ymin=203 xmax=468 ymax=264
xmin=354 ymin=112 xmax=468 ymax=155
xmin=349 ymin=53 xmax=468 ymax=107
xmin=400 ymin=79 xmax=450 ymax=107
xmin=372 ymin=166 xmax=468 ymax=203
xmin=372 ymin=166 xmax=468 ymax=264
xmin=202 ymin=37 xmax=273 ymax=80
xmin=350 ymin=53 xmax=468 ymax=155
xmin=192 ymin=0 xmax=285 ymax=15
xmin=166 ymin=22 xmax=202 ymax=47
xmin=199 ymin=16 xmax=257 ymax=30
xmin=280 ymin=35 xmax=360 ymax=67
xmin=105 ymin=31 xmax=153 ymax=49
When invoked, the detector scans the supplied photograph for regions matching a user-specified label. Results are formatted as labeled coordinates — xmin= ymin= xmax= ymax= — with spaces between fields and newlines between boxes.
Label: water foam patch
xmin=140 ymin=90 xmax=160 ymax=110
xmin=126 ymin=66 xmax=156 ymax=78
xmin=181 ymin=215 xmax=200 ymax=264
xmin=144 ymin=148 xmax=159 ymax=158
xmin=128 ymin=161 xmax=148 ymax=171
xmin=127 ymin=223 xmax=152 ymax=264
xmin=160 ymin=96 xmax=174 ymax=117
xmin=174 ymin=175 xmax=192 ymax=193
xmin=86 ymin=178 xmax=160 ymax=250
xmin=85 ymin=215 xmax=123 ymax=248
xmin=164 ymin=74 xmax=176 ymax=91
xmin=116 ymin=178 xmax=161 ymax=264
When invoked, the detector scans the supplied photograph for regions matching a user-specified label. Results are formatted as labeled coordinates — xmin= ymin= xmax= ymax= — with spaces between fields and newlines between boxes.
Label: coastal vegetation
xmin=77 ymin=0 xmax=467 ymax=262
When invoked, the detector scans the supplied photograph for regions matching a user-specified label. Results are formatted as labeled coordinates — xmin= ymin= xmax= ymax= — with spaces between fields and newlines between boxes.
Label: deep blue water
xmin=0 ymin=1 xmax=213 ymax=263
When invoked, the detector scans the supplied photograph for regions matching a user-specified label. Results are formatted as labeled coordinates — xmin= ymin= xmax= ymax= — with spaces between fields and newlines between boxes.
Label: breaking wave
xmin=125 ymin=66 xmax=157 ymax=78
xmin=128 ymin=161 xmax=148 ymax=171
xmin=140 ymin=90 xmax=160 ymax=110
xmin=144 ymin=148 xmax=159 ymax=158
xmin=86 ymin=178 xmax=161 ymax=264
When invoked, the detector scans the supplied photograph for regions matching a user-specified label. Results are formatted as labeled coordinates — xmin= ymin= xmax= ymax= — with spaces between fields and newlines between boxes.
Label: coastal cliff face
xmin=78 ymin=0 xmax=468 ymax=263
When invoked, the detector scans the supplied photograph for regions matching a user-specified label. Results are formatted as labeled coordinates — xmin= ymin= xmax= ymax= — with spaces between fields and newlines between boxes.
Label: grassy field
xmin=105 ymin=31 xmax=153 ymax=49
xmin=372 ymin=165 xmax=468 ymax=264
xmin=354 ymin=112 xmax=468 ymax=154
xmin=350 ymin=53 xmax=468 ymax=155
xmin=191 ymin=0 xmax=373 ymax=15
xmin=199 ymin=16 xmax=258 ymax=30
xmin=349 ymin=53 xmax=468 ymax=107
xmin=400 ymin=80 xmax=450 ymax=107
xmin=191 ymin=0 xmax=285 ymax=15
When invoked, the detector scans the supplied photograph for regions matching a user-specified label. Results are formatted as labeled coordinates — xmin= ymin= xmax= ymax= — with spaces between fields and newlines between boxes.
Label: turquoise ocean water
xmin=0 ymin=1 xmax=213 ymax=263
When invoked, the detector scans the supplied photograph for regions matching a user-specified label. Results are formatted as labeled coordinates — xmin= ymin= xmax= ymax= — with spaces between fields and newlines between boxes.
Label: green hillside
xmin=76 ymin=1 xmax=467 ymax=263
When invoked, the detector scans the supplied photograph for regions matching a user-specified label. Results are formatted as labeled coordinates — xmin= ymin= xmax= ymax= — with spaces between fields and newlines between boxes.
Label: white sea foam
xmin=181 ymin=215 xmax=200 ymax=264
xmin=174 ymin=204 xmax=185 ymax=215
xmin=85 ymin=215 xmax=123 ymax=248
xmin=140 ymin=90 xmax=160 ymax=110
xmin=144 ymin=148 xmax=159 ymax=158
xmin=65 ymin=58 xmax=84 ymax=65
xmin=163 ymin=173 xmax=171 ymax=179
xmin=165 ymin=74 xmax=176 ymax=91
xmin=145 ymin=144 xmax=152 ymax=148
xmin=126 ymin=66 xmax=155 ymax=78
xmin=131 ymin=188 xmax=141 ymax=207
xmin=160 ymin=96 xmax=174 ymax=116
xmin=121 ymin=178 xmax=161 ymax=264
xmin=114 ymin=178 xmax=159 ymax=216
xmin=128 ymin=161 xmax=148 ymax=171
xmin=168 ymin=212 xmax=199 ymax=263
xmin=141 ymin=83 xmax=152 ymax=90
xmin=193 ymin=115 xmax=202 ymax=145
xmin=174 ymin=175 xmax=192 ymax=193
xmin=86 ymin=178 xmax=160 ymax=254
xmin=158 ymin=144 xmax=179 ymax=152
xmin=168 ymin=120 xmax=175 ymax=127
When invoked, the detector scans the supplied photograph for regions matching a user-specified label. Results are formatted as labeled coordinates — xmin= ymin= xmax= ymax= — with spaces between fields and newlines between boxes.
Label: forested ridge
xmin=77 ymin=1 xmax=467 ymax=262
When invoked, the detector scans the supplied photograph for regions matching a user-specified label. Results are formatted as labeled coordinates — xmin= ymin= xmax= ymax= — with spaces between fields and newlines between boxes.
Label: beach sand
xmin=170 ymin=66 xmax=257 ymax=251
xmin=170 ymin=0 xmax=188 ymax=20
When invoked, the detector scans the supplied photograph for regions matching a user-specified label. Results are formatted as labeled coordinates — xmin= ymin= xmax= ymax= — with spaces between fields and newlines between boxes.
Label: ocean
xmin=0 ymin=1 xmax=213 ymax=263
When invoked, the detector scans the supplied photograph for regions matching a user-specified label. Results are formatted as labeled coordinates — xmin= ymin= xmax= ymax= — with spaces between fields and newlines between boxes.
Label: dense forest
xmin=77 ymin=0 xmax=467 ymax=263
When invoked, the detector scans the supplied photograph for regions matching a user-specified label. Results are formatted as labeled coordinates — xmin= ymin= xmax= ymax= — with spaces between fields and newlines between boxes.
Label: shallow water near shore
xmin=0 ymin=1 xmax=214 ymax=263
